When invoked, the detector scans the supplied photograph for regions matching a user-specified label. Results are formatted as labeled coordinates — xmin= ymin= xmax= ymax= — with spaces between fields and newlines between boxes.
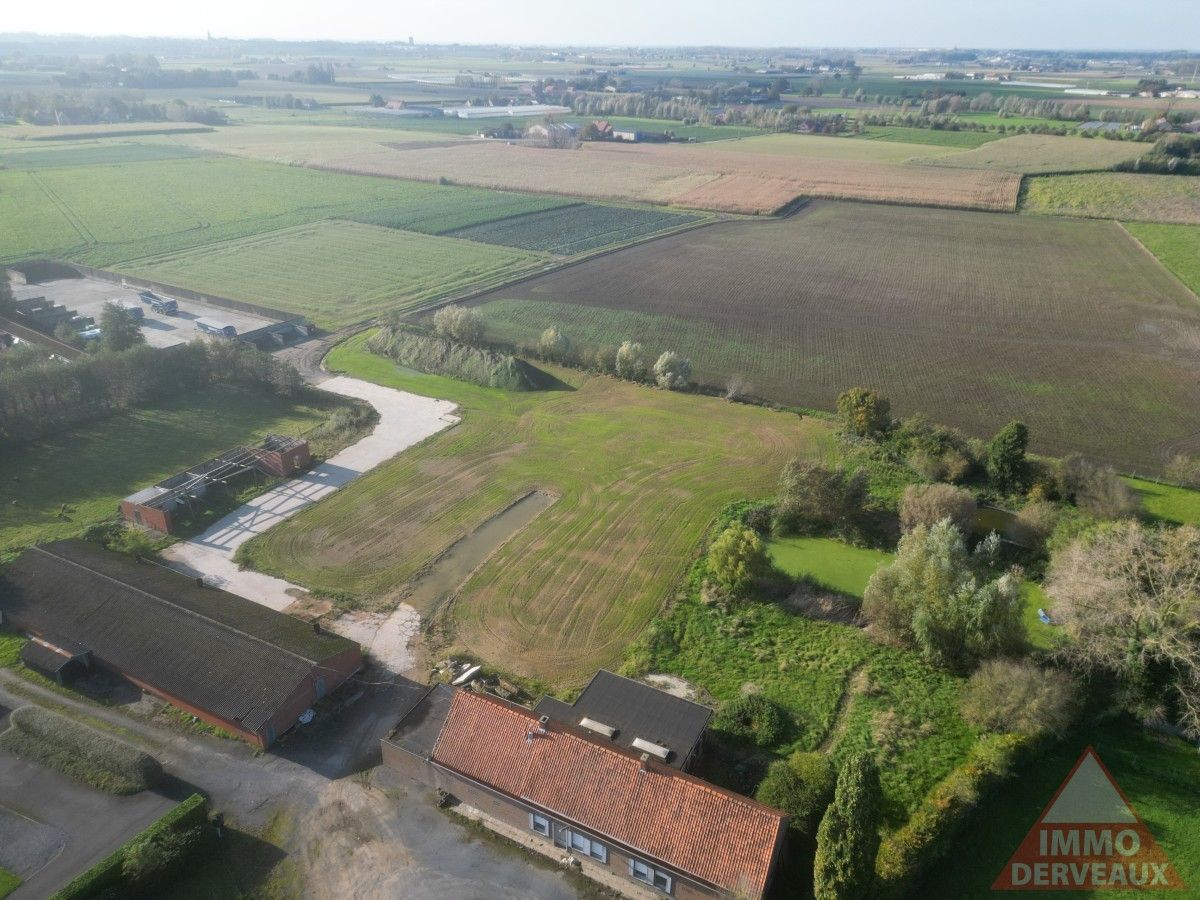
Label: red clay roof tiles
xmin=431 ymin=689 xmax=786 ymax=896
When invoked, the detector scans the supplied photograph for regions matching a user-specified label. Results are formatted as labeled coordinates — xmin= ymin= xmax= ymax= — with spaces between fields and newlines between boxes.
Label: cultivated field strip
xmin=918 ymin=133 xmax=1145 ymax=174
xmin=470 ymin=201 xmax=1200 ymax=471
xmin=116 ymin=220 xmax=548 ymax=327
xmin=445 ymin=204 xmax=702 ymax=254
xmin=248 ymin=351 xmax=832 ymax=684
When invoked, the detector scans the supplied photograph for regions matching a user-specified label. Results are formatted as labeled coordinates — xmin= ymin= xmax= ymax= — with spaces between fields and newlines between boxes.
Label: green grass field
xmin=342 ymin=193 xmax=570 ymax=235
xmin=0 ymin=630 xmax=25 ymax=668
xmin=713 ymin=132 xmax=966 ymax=161
xmin=0 ymin=384 xmax=342 ymax=551
xmin=1123 ymin=222 xmax=1200 ymax=299
xmin=446 ymin=203 xmax=702 ymax=255
xmin=1123 ymin=476 xmax=1200 ymax=525
xmin=468 ymin=201 xmax=1200 ymax=473
xmin=922 ymin=134 xmax=1144 ymax=174
xmin=566 ymin=115 xmax=764 ymax=141
xmin=241 ymin=332 xmax=833 ymax=684
xmin=920 ymin=718 xmax=1200 ymax=898
xmin=1021 ymin=172 xmax=1200 ymax=224
xmin=637 ymin=594 xmax=975 ymax=826
xmin=116 ymin=220 xmax=546 ymax=326
xmin=0 ymin=141 xmax=208 ymax=169
xmin=1021 ymin=582 xmax=1061 ymax=651
xmin=854 ymin=126 xmax=1002 ymax=148
xmin=0 ymin=153 xmax=572 ymax=266
xmin=767 ymin=536 xmax=892 ymax=597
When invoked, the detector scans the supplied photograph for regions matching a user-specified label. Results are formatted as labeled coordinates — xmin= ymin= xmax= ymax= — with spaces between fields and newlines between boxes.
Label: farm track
xmin=27 ymin=171 xmax=95 ymax=246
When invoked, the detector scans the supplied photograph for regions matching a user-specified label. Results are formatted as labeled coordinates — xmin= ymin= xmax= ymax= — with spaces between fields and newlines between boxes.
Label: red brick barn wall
xmin=119 ymin=501 xmax=172 ymax=534
xmin=260 ymin=643 xmax=363 ymax=746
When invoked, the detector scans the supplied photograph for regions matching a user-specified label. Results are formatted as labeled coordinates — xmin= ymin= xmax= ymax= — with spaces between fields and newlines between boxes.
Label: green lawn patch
xmin=0 ymin=869 xmax=21 ymax=900
xmin=1123 ymin=476 xmax=1200 ymax=525
xmin=116 ymin=220 xmax=546 ymax=327
xmin=919 ymin=718 xmax=1200 ymax=898
xmin=0 ymin=384 xmax=342 ymax=551
xmin=854 ymin=126 xmax=1001 ymax=149
xmin=1021 ymin=582 xmax=1061 ymax=652
xmin=1123 ymin=222 xmax=1200 ymax=302
xmin=767 ymin=536 xmax=892 ymax=597
xmin=0 ymin=630 xmax=25 ymax=668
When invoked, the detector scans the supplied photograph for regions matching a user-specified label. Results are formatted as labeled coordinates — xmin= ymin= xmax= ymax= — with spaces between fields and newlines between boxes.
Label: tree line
xmin=0 ymin=338 xmax=301 ymax=446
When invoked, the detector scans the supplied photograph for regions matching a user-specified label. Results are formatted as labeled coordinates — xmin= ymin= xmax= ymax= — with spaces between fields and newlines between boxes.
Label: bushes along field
xmin=470 ymin=200 xmax=1200 ymax=473
xmin=0 ymin=706 xmax=162 ymax=794
xmin=367 ymin=326 xmax=539 ymax=390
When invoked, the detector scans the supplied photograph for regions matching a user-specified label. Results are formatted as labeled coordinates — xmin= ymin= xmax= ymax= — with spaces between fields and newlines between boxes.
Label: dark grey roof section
xmin=0 ymin=540 xmax=359 ymax=735
xmin=534 ymin=670 xmax=713 ymax=769
xmin=387 ymin=683 xmax=455 ymax=758
xmin=21 ymin=641 xmax=77 ymax=675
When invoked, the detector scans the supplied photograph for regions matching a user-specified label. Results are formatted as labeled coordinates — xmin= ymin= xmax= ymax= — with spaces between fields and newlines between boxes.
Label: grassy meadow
xmin=0 ymin=384 xmax=343 ymax=552
xmin=1124 ymin=476 xmax=1200 ymax=526
xmin=1021 ymin=172 xmax=1200 ymax=224
xmin=468 ymin=201 xmax=1200 ymax=473
xmin=240 ymin=332 xmax=834 ymax=684
xmin=116 ymin=220 xmax=547 ymax=326
xmin=853 ymin=126 xmax=1002 ymax=148
xmin=1123 ymin=222 xmax=1200 ymax=298
xmin=921 ymin=133 xmax=1143 ymax=173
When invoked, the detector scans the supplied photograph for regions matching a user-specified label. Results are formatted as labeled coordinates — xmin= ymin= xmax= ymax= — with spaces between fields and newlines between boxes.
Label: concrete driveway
xmin=0 ymin=743 xmax=176 ymax=899
xmin=161 ymin=375 xmax=459 ymax=611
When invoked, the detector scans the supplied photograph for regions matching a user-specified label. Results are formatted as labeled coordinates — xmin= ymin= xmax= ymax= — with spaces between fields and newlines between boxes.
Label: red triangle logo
xmin=993 ymin=746 xmax=1185 ymax=891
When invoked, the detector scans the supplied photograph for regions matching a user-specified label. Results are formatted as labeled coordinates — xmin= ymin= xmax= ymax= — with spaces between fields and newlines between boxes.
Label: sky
xmin=3 ymin=0 xmax=1198 ymax=50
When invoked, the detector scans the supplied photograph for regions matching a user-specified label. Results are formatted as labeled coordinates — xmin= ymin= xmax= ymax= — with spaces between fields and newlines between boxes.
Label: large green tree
xmin=863 ymin=520 xmax=1024 ymax=672
xmin=836 ymin=388 xmax=891 ymax=438
xmin=99 ymin=302 xmax=145 ymax=353
xmin=706 ymin=524 xmax=770 ymax=600
xmin=814 ymin=753 xmax=882 ymax=900
xmin=986 ymin=420 xmax=1029 ymax=493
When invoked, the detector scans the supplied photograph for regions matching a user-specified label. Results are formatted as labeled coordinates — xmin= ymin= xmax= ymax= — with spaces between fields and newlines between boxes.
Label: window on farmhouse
xmin=529 ymin=813 xmax=551 ymax=836
xmin=630 ymin=858 xmax=673 ymax=893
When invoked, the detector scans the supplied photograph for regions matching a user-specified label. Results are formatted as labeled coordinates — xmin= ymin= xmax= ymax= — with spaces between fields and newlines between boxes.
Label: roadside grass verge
xmin=0 ymin=384 xmax=348 ymax=552
xmin=242 ymin=331 xmax=833 ymax=684
xmin=0 ymin=706 xmax=162 ymax=794
xmin=0 ymin=630 xmax=24 ymax=668
xmin=919 ymin=717 xmax=1200 ymax=898
xmin=0 ymin=869 xmax=20 ymax=900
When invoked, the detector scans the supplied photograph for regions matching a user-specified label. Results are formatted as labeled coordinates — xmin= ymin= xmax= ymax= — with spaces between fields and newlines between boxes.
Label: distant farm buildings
xmin=120 ymin=435 xmax=310 ymax=534
xmin=383 ymin=675 xmax=786 ymax=899
xmin=0 ymin=540 xmax=362 ymax=748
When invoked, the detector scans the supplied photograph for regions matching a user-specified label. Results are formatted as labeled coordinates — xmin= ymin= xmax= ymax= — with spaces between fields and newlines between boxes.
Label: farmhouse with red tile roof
xmin=382 ymin=684 xmax=787 ymax=899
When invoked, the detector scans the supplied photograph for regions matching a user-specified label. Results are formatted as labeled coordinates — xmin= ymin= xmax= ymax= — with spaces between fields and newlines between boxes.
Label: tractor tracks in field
xmin=28 ymin=171 xmax=97 ymax=246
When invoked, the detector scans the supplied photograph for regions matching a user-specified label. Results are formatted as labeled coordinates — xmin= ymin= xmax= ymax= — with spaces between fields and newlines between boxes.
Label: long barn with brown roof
xmin=0 ymin=540 xmax=361 ymax=748
xmin=383 ymin=685 xmax=787 ymax=899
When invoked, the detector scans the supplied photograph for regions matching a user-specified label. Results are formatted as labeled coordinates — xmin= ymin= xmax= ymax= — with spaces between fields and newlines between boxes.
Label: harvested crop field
xmin=116 ymin=220 xmax=545 ymax=326
xmin=921 ymin=133 xmax=1144 ymax=173
xmin=469 ymin=201 xmax=1200 ymax=471
xmin=202 ymin=135 xmax=1022 ymax=213
xmin=242 ymin=335 xmax=832 ymax=684
xmin=446 ymin=203 xmax=702 ymax=254
xmin=1020 ymin=172 xmax=1200 ymax=224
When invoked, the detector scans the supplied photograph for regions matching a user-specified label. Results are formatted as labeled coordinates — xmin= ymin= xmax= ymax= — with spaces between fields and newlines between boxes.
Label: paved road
xmin=0 ymin=673 xmax=577 ymax=899
xmin=0 ymin=720 xmax=176 ymax=899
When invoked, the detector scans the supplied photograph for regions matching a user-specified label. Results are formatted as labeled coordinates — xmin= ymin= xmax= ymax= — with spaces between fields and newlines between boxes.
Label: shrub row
xmin=367 ymin=326 xmax=539 ymax=391
xmin=873 ymin=732 xmax=1037 ymax=897
xmin=1 ymin=706 xmax=161 ymax=794
xmin=51 ymin=793 xmax=208 ymax=900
